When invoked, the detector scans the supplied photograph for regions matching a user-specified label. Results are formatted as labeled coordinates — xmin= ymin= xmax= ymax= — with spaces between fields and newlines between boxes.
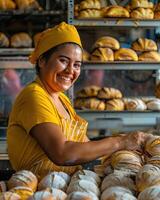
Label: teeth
xmin=60 ymin=76 xmax=71 ymax=81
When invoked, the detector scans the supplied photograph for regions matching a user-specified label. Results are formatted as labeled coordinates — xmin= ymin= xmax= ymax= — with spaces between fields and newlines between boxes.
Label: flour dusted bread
xmin=79 ymin=0 xmax=101 ymax=10
xmin=146 ymin=99 xmax=160 ymax=111
xmin=90 ymin=48 xmax=114 ymax=62
xmin=7 ymin=170 xmax=38 ymax=192
xmin=138 ymin=185 xmax=160 ymax=200
xmin=138 ymin=51 xmax=160 ymax=62
xmin=114 ymin=48 xmax=138 ymax=61
xmin=97 ymin=87 xmax=122 ymax=99
xmin=131 ymin=8 xmax=154 ymax=19
xmin=105 ymin=99 xmax=125 ymax=111
xmin=76 ymin=86 xmax=101 ymax=98
xmin=132 ymin=38 xmax=157 ymax=52
xmin=131 ymin=0 xmax=154 ymax=9
xmin=50 ymin=171 xmax=71 ymax=184
xmin=38 ymin=173 xmax=67 ymax=191
xmin=0 ymin=0 xmax=16 ymax=10
xmin=104 ymin=5 xmax=130 ymax=18
xmin=50 ymin=188 xmax=67 ymax=200
xmin=0 ymin=33 xmax=9 ymax=47
xmin=10 ymin=33 xmax=32 ymax=48
xmin=136 ymin=164 xmax=160 ymax=192
xmin=70 ymin=174 xmax=98 ymax=186
xmin=0 ymin=192 xmax=21 ymax=200
xmin=10 ymin=186 xmax=33 ymax=199
xmin=28 ymin=190 xmax=54 ymax=200
xmin=78 ymin=9 xmax=103 ymax=18
xmin=93 ymin=36 xmax=120 ymax=50
xmin=125 ymin=98 xmax=147 ymax=111
xmin=145 ymin=135 xmax=160 ymax=156
xmin=66 ymin=191 xmax=98 ymax=200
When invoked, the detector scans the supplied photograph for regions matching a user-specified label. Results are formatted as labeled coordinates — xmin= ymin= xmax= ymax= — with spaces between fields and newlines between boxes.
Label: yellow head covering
xmin=29 ymin=22 xmax=82 ymax=64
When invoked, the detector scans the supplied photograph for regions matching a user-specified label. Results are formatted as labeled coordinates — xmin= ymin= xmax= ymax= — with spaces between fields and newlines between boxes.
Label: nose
xmin=65 ymin=63 xmax=74 ymax=74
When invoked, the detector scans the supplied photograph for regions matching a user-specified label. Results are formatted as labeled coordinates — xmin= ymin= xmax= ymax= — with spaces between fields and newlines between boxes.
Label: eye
xmin=59 ymin=58 xmax=69 ymax=65
xmin=74 ymin=63 xmax=81 ymax=70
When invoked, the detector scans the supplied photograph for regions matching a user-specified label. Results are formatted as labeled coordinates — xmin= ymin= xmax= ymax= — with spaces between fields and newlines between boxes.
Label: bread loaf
xmin=97 ymin=87 xmax=122 ymax=99
xmin=50 ymin=171 xmax=70 ymax=184
xmin=138 ymin=51 xmax=160 ymax=62
xmin=66 ymin=191 xmax=98 ymax=200
xmin=138 ymin=185 xmax=160 ymax=200
xmin=76 ymin=86 xmax=101 ymax=98
xmin=0 ymin=0 xmax=16 ymax=10
xmin=114 ymin=48 xmax=138 ymax=61
xmin=78 ymin=9 xmax=103 ymax=18
xmin=15 ymin=0 xmax=42 ymax=11
xmin=155 ymin=83 xmax=160 ymax=98
xmin=125 ymin=98 xmax=147 ymax=111
xmin=10 ymin=33 xmax=32 ymax=48
xmin=136 ymin=164 xmax=160 ymax=192
xmin=10 ymin=186 xmax=33 ymax=199
xmin=28 ymin=190 xmax=54 ymax=200
xmin=105 ymin=99 xmax=125 ymax=111
xmin=74 ymin=98 xmax=86 ymax=109
xmin=146 ymin=99 xmax=160 ymax=110
xmin=132 ymin=38 xmax=157 ymax=52
xmin=79 ymin=0 xmax=101 ymax=10
xmin=7 ymin=170 xmax=38 ymax=192
xmin=0 ymin=32 xmax=9 ymax=47
xmin=0 ymin=191 xmax=21 ymax=200
xmin=93 ymin=36 xmax=120 ymax=50
xmin=147 ymin=155 xmax=160 ymax=167
xmin=154 ymin=3 xmax=160 ymax=11
xmin=145 ymin=135 xmax=160 ymax=156
xmin=131 ymin=0 xmax=154 ymax=9
xmin=70 ymin=174 xmax=98 ymax=186
xmin=154 ymin=11 xmax=160 ymax=19
xmin=50 ymin=188 xmax=67 ymax=200
xmin=90 ymin=48 xmax=114 ymax=62
xmin=131 ymin=8 xmax=154 ymax=19
xmin=84 ymin=98 xmax=105 ymax=110
xmin=104 ymin=5 xmax=130 ymax=18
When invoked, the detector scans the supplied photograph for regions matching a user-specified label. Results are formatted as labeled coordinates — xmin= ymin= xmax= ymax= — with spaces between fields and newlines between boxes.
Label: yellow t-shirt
xmin=7 ymin=77 xmax=88 ymax=178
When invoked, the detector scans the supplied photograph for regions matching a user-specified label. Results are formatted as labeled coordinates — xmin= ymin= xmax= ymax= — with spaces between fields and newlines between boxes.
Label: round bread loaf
xmin=136 ymin=164 xmax=160 ymax=192
xmin=132 ymin=38 xmax=157 ymax=52
xmin=125 ymin=98 xmax=147 ymax=111
xmin=7 ymin=170 xmax=38 ymax=192
xmin=0 ymin=181 xmax=7 ymax=192
xmin=138 ymin=51 xmax=160 ymax=62
xmin=147 ymin=155 xmax=160 ymax=167
xmin=90 ymin=47 xmax=114 ymax=62
xmin=70 ymin=174 xmax=98 ymax=186
xmin=78 ymin=9 xmax=103 ymax=18
xmin=104 ymin=5 xmax=130 ymax=18
xmin=10 ymin=186 xmax=33 ymax=199
xmin=114 ymin=48 xmax=138 ymax=61
xmin=67 ymin=179 xmax=100 ymax=197
xmin=131 ymin=8 xmax=154 ymax=19
xmin=72 ymin=170 xmax=101 ymax=185
xmin=48 ymin=171 xmax=70 ymax=185
xmin=0 ymin=32 xmax=9 ymax=47
xmin=131 ymin=0 xmax=153 ymax=9
xmin=38 ymin=173 xmax=67 ymax=191
xmin=66 ymin=191 xmax=98 ymax=200
xmin=105 ymin=99 xmax=125 ymax=111
xmin=76 ymin=86 xmax=101 ymax=98
xmin=50 ymin=188 xmax=67 ymax=200
xmin=0 ymin=191 xmax=21 ymax=200
xmin=10 ymin=32 xmax=32 ymax=48
xmin=79 ymin=0 xmax=101 ymax=10
xmin=145 ymin=135 xmax=160 ymax=156
xmin=146 ymin=99 xmax=160 ymax=111
xmin=101 ymin=173 xmax=136 ymax=193
xmin=97 ymin=87 xmax=122 ymax=99
xmin=101 ymin=186 xmax=136 ymax=200
xmin=138 ymin=185 xmax=160 ymax=200
xmin=28 ymin=190 xmax=54 ymax=200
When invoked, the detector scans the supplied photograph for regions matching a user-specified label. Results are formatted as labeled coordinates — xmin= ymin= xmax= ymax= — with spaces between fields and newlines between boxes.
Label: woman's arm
xmin=30 ymin=122 xmax=148 ymax=166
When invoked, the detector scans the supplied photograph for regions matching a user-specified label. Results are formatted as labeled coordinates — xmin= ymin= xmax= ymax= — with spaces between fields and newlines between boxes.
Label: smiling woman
xmin=7 ymin=22 xmax=151 ymax=179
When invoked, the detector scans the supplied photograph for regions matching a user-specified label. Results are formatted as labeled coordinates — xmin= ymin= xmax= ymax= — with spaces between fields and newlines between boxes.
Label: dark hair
xmin=35 ymin=42 xmax=82 ymax=75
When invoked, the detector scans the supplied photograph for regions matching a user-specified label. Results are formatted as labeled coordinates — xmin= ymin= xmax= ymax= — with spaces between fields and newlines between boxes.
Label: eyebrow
xmin=59 ymin=55 xmax=82 ymax=64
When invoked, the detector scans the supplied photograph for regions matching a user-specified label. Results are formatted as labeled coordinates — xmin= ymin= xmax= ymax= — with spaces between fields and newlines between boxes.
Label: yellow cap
xmin=29 ymin=22 xmax=82 ymax=64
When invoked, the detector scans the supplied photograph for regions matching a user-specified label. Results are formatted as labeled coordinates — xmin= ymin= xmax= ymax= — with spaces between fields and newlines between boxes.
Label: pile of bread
xmin=83 ymin=36 xmax=160 ymax=62
xmin=0 ymin=0 xmax=42 ymax=11
xmin=75 ymin=0 xmax=160 ymax=20
xmin=74 ymin=85 xmax=160 ymax=111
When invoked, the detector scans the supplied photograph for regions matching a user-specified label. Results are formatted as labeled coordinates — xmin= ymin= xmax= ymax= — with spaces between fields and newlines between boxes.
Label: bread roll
xmin=145 ymin=135 xmax=160 ymax=156
xmin=79 ymin=0 xmax=101 ymax=10
xmin=50 ymin=188 xmax=67 ymax=200
xmin=132 ymin=38 xmax=157 ymax=52
xmin=138 ymin=185 xmax=160 ymax=200
xmin=90 ymin=48 xmax=114 ymax=62
xmin=0 ymin=192 xmax=21 ymax=200
xmin=147 ymin=155 xmax=160 ymax=167
xmin=76 ymin=86 xmax=101 ymax=98
xmin=0 ymin=181 xmax=7 ymax=192
xmin=131 ymin=8 xmax=154 ymax=19
xmin=125 ymin=98 xmax=147 ymax=111
xmin=0 ymin=32 xmax=9 ymax=47
xmin=136 ymin=164 xmax=160 ymax=192
xmin=105 ymin=99 xmax=125 ymax=111
xmin=67 ymin=179 xmax=100 ymax=197
xmin=101 ymin=173 xmax=136 ymax=193
xmin=38 ymin=173 xmax=67 ymax=191
xmin=28 ymin=190 xmax=54 ymax=200
xmin=104 ymin=5 xmax=130 ymax=18
xmin=114 ymin=48 xmax=138 ymax=61
xmin=101 ymin=186 xmax=135 ymax=200
xmin=78 ymin=9 xmax=103 ymax=18
xmin=66 ymin=191 xmax=98 ymax=200
xmin=97 ymin=87 xmax=122 ymax=99
xmin=74 ymin=4 xmax=80 ymax=18
xmin=146 ymin=99 xmax=160 ymax=111
xmin=84 ymin=98 xmax=105 ymax=110
xmin=83 ymin=49 xmax=90 ymax=62
xmin=50 ymin=171 xmax=70 ymax=184
xmin=15 ymin=0 xmax=42 ymax=11
xmin=93 ymin=36 xmax=120 ymax=50
xmin=10 ymin=186 xmax=33 ymax=199
xmin=138 ymin=51 xmax=160 ymax=62
xmin=7 ymin=170 xmax=38 ymax=192
xmin=70 ymin=174 xmax=98 ymax=186
xmin=155 ymin=83 xmax=160 ymax=98
xmin=74 ymin=98 xmax=86 ymax=109
xmin=131 ymin=0 xmax=154 ymax=9
xmin=10 ymin=33 xmax=32 ymax=48
xmin=0 ymin=0 xmax=16 ymax=10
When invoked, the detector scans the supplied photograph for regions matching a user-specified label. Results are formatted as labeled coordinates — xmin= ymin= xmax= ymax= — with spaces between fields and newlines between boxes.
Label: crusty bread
xmin=138 ymin=185 xmax=160 ymax=200
xmin=124 ymin=98 xmax=147 ymax=111
xmin=97 ymin=87 xmax=122 ymax=99
xmin=0 ymin=191 xmax=21 ymax=200
xmin=138 ymin=51 xmax=160 ymax=62
xmin=10 ymin=186 xmax=33 ymax=199
xmin=132 ymin=38 xmax=157 ymax=52
xmin=79 ymin=0 xmax=101 ymax=10
xmin=131 ymin=8 xmax=154 ymax=19
xmin=84 ymin=98 xmax=105 ymax=110
xmin=10 ymin=32 xmax=32 ymax=48
xmin=76 ymin=86 xmax=101 ymax=98
xmin=90 ymin=48 xmax=114 ymax=62
xmin=147 ymin=155 xmax=160 ymax=167
xmin=93 ymin=36 xmax=120 ymax=50
xmin=145 ymin=135 xmax=160 ymax=156
xmin=103 ymin=5 xmax=130 ymax=18
xmin=114 ymin=48 xmax=138 ymax=61
xmin=28 ymin=190 xmax=54 ymax=200
xmin=78 ymin=9 xmax=102 ymax=18
xmin=15 ymin=0 xmax=42 ymax=10
xmin=105 ymin=99 xmax=125 ymax=111
xmin=0 ymin=0 xmax=16 ymax=10
xmin=66 ymin=191 xmax=98 ymax=200
xmin=0 ymin=32 xmax=9 ymax=47
xmin=131 ymin=0 xmax=154 ymax=9
xmin=50 ymin=188 xmax=67 ymax=200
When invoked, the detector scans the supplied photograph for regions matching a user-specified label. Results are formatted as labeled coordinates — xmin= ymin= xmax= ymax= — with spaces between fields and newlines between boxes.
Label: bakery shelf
xmin=82 ymin=62 xmax=160 ymax=70
xmin=0 ymin=48 xmax=34 ymax=55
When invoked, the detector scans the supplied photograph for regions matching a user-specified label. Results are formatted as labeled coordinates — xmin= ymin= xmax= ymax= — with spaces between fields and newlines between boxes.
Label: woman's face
xmin=39 ymin=44 xmax=82 ymax=92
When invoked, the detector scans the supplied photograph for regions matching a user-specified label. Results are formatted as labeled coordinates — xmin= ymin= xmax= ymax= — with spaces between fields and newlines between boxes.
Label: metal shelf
xmin=0 ymin=48 xmax=34 ymax=55
xmin=82 ymin=62 xmax=160 ymax=70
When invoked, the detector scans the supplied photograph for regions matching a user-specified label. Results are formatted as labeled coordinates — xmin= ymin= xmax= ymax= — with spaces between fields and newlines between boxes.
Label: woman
xmin=7 ymin=22 xmax=148 ymax=179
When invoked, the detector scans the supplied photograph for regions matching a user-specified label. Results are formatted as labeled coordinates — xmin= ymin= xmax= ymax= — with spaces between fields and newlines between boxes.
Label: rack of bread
xmin=1 ymin=133 xmax=160 ymax=199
